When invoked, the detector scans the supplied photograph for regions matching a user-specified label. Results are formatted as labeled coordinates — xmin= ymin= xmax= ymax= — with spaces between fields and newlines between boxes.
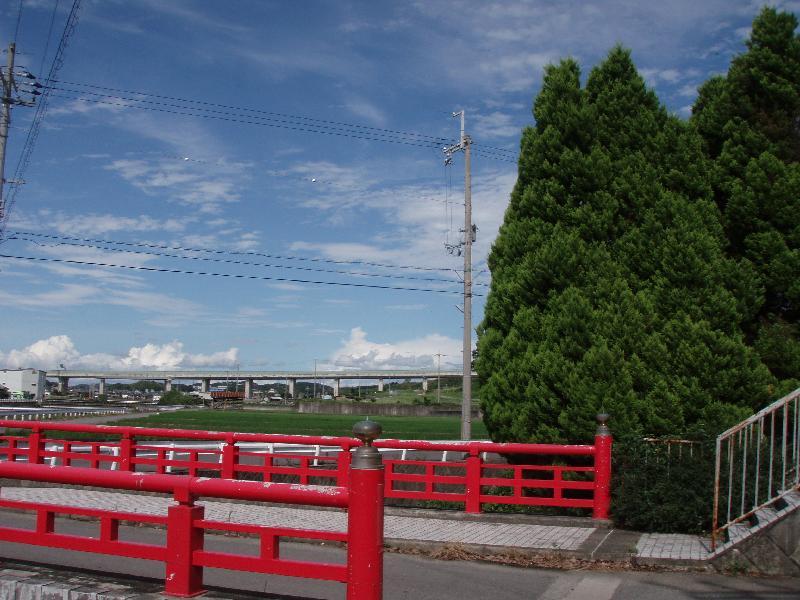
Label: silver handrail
xmin=712 ymin=388 xmax=800 ymax=550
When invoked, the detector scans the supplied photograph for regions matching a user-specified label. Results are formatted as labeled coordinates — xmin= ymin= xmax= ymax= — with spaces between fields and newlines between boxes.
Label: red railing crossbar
xmin=0 ymin=458 xmax=382 ymax=599
xmin=0 ymin=417 xmax=612 ymax=519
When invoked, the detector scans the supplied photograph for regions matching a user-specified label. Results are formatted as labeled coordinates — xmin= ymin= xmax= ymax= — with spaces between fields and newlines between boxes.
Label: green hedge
xmin=612 ymin=436 xmax=715 ymax=533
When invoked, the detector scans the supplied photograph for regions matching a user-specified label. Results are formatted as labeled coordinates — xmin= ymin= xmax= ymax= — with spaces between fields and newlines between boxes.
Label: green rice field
xmin=109 ymin=409 xmax=488 ymax=440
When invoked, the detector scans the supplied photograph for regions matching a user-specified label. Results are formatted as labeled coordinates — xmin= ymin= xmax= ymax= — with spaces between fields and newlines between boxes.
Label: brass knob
xmin=353 ymin=419 xmax=382 ymax=446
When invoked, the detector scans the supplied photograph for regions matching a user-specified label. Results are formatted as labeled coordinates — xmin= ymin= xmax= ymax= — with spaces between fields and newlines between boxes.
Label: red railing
xmin=0 ymin=431 xmax=385 ymax=599
xmin=0 ymin=414 xmax=612 ymax=519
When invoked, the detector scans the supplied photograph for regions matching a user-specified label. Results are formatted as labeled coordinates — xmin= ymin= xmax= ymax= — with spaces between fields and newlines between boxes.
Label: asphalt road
xmin=0 ymin=512 xmax=797 ymax=599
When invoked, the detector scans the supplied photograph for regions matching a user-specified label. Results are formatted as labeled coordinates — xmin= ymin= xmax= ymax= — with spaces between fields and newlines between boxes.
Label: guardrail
xmin=0 ymin=408 xmax=128 ymax=421
xmin=0 ymin=421 xmax=385 ymax=599
xmin=712 ymin=388 xmax=800 ymax=550
xmin=0 ymin=413 xmax=612 ymax=519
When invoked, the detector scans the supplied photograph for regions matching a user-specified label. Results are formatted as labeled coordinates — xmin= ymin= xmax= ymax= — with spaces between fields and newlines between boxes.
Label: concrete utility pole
xmin=444 ymin=111 xmax=473 ymax=440
xmin=0 ymin=42 xmax=40 ymax=224
xmin=0 ymin=43 xmax=17 ymax=219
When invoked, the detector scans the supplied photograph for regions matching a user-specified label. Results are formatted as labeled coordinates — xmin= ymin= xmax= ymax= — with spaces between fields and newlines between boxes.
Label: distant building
xmin=0 ymin=369 xmax=47 ymax=402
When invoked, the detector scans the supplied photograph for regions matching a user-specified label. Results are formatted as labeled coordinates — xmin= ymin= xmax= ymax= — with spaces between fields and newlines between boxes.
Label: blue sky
xmin=0 ymin=0 xmax=794 ymax=373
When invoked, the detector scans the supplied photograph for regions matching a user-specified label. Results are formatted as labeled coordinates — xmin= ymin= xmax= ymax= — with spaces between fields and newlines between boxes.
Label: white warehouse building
xmin=0 ymin=369 xmax=47 ymax=401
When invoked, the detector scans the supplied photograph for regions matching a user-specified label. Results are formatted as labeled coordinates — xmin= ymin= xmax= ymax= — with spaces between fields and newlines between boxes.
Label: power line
xmin=46 ymin=85 xmax=447 ymax=149
xmin=37 ymin=0 xmax=62 ymax=79
xmin=52 ymin=79 xmax=454 ymax=145
xmin=0 ymin=253 xmax=485 ymax=296
xmin=6 ymin=235 xmax=489 ymax=287
xmin=44 ymin=85 xmax=520 ymax=164
xmin=2 ymin=0 xmax=82 ymax=232
xmin=47 ymin=89 xmax=449 ymax=151
xmin=50 ymin=80 xmax=522 ymax=162
xmin=7 ymin=230 xmax=462 ymax=273
xmin=472 ymin=142 xmax=517 ymax=157
xmin=13 ymin=0 xmax=24 ymax=43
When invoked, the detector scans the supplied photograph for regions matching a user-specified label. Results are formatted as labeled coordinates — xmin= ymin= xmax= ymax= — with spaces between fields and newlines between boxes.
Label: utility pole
xmin=444 ymin=110 xmax=473 ymax=440
xmin=0 ymin=42 xmax=40 ymax=222
xmin=0 ymin=43 xmax=17 ymax=220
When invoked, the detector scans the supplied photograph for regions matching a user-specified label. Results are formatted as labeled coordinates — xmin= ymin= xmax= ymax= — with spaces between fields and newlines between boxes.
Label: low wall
xmin=296 ymin=400 xmax=481 ymax=418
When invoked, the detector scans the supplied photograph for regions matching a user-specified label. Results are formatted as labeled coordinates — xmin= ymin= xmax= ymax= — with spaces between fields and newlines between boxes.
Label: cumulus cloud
xmin=0 ymin=336 xmax=238 ymax=370
xmin=329 ymin=327 xmax=462 ymax=370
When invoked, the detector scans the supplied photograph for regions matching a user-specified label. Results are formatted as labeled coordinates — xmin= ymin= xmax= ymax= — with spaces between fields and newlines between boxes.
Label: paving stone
xmin=3 ymin=486 xmax=587 ymax=553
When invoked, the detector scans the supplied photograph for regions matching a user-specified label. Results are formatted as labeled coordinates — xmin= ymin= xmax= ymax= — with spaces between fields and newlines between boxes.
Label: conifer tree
xmin=477 ymin=48 xmax=771 ymax=444
xmin=693 ymin=7 xmax=800 ymax=390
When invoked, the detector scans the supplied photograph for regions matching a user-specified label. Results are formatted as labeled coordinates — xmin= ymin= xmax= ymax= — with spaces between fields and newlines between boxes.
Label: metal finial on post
xmin=596 ymin=413 xmax=610 ymax=436
xmin=352 ymin=420 xmax=383 ymax=469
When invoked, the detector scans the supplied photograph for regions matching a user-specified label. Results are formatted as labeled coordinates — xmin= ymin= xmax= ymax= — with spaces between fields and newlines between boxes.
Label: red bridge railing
xmin=0 ymin=421 xmax=385 ymax=599
xmin=0 ymin=414 xmax=612 ymax=519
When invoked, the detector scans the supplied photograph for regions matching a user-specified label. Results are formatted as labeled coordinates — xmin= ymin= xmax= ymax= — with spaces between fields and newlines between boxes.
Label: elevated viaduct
xmin=46 ymin=369 xmax=475 ymax=399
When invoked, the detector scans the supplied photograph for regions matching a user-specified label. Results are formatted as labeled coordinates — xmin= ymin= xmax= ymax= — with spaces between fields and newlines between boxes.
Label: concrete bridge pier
xmin=201 ymin=379 xmax=209 ymax=393
xmin=378 ymin=379 xmax=384 ymax=393
xmin=333 ymin=379 xmax=340 ymax=397
xmin=98 ymin=378 xmax=106 ymax=396
xmin=244 ymin=379 xmax=253 ymax=399
xmin=288 ymin=379 xmax=295 ymax=397
xmin=422 ymin=377 xmax=428 ymax=393
xmin=58 ymin=376 xmax=69 ymax=393
xmin=165 ymin=379 xmax=172 ymax=393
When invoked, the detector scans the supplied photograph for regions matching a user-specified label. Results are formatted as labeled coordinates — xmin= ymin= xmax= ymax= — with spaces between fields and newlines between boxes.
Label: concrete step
xmin=782 ymin=488 xmax=800 ymax=508
xmin=753 ymin=506 xmax=779 ymax=528
xmin=726 ymin=523 xmax=749 ymax=544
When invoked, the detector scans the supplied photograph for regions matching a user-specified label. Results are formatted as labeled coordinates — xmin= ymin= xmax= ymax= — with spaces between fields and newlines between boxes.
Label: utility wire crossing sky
xmin=0 ymin=0 xmax=780 ymax=374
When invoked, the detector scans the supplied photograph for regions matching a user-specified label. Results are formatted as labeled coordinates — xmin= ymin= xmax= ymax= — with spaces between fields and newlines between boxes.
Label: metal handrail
xmin=712 ymin=387 xmax=800 ymax=550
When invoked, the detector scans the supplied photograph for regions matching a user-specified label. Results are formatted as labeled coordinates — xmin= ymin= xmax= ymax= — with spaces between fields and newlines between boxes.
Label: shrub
xmin=612 ymin=435 xmax=715 ymax=533
xmin=158 ymin=390 xmax=198 ymax=405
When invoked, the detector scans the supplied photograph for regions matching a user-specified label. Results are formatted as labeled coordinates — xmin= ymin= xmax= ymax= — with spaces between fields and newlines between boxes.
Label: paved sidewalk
xmin=0 ymin=486 xmax=714 ymax=563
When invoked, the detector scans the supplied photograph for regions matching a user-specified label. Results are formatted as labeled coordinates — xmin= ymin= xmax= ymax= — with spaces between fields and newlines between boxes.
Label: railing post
xmin=119 ymin=433 xmax=134 ymax=471
xmin=221 ymin=434 xmax=237 ymax=479
xmin=28 ymin=426 xmax=43 ymax=465
xmin=165 ymin=482 xmax=205 ymax=597
xmin=347 ymin=420 xmax=384 ymax=600
xmin=465 ymin=447 xmax=482 ymax=514
xmin=593 ymin=413 xmax=612 ymax=520
xmin=337 ymin=442 xmax=352 ymax=486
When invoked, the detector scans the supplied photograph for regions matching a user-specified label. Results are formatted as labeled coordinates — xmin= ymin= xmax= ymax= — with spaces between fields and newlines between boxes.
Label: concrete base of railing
xmin=710 ymin=488 xmax=800 ymax=576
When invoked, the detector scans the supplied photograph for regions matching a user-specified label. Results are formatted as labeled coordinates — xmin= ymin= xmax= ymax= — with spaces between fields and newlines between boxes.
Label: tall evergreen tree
xmin=693 ymin=7 xmax=800 ymax=390
xmin=477 ymin=48 xmax=771 ymax=444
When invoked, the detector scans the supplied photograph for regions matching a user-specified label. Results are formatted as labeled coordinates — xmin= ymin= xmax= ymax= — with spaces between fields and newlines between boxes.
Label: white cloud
xmin=0 ymin=283 xmax=98 ymax=308
xmin=473 ymin=111 xmax=521 ymax=140
xmin=330 ymin=327 xmax=461 ymax=370
xmin=342 ymin=96 xmax=388 ymax=126
xmin=0 ymin=336 xmax=238 ymax=370
xmin=287 ymin=165 xmax=516 ymax=277
xmin=104 ymin=156 xmax=247 ymax=214
xmin=385 ymin=304 xmax=427 ymax=311
xmin=269 ymin=283 xmax=305 ymax=291
xmin=0 ymin=279 xmax=203 ymax=322
xmin=48 ymin=97 xmax=133 ymax=117
xmin=11 ymin=211 xmax=188 ymax=236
